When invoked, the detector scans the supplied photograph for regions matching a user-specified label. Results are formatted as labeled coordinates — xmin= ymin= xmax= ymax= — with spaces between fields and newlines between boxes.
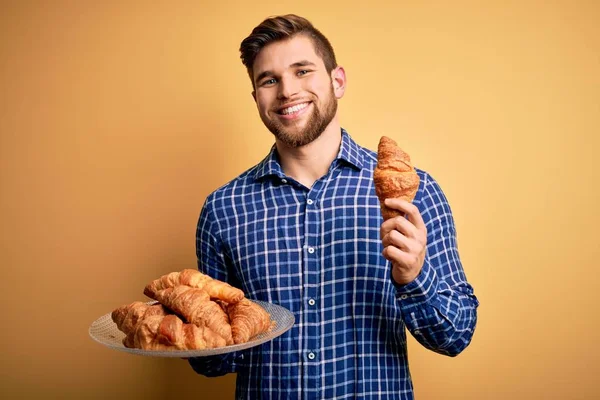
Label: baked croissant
xmin=132 ymin=314 xmax=226 ymax=350
xmin=111 ymin=301 xmax=226 ymax=350
xmin=111 ymin=301 xmax=170 ymax=348
xmin=226 ymin=298 xmax=273 ymax=344
xmin=152 ymin=285 xmax=234 ymax=345
xmin=144 ymin=269 xmax=244 ymax=304
xmin=373 ymin=136 xmax=420 ymax=220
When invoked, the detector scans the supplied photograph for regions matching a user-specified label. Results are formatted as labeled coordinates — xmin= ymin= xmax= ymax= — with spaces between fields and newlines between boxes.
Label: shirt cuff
xmin=392 ymin=259 xmax=440 ymax=309
xmin=188 ymin=351 xmax=242 ymax=377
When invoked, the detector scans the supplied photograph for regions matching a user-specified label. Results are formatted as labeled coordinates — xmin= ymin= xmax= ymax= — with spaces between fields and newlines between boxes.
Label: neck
xmin=275 ymin=120 xmax=342 ymax=189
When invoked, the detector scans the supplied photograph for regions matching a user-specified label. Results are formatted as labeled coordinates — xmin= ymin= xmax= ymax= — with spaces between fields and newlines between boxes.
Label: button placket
xmin=301 ymin=184 xmax=323 ymax=390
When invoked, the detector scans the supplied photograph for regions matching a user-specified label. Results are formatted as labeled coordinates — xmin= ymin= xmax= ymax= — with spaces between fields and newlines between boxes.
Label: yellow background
xmin=1 ymin=1 xmax=598 ymax=399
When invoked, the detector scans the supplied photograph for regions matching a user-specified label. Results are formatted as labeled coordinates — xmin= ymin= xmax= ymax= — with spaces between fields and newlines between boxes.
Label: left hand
xmin=380 ymin=198 xmax=428 ymax=285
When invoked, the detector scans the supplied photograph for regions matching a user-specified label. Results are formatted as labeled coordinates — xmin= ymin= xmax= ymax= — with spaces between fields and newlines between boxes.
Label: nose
xmin=277 ymin=75 xmax=300 ymax=99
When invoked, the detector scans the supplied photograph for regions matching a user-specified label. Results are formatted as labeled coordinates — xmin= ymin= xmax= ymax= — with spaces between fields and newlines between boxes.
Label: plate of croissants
xmin=89 ymin=269 xmax=295 ymax=357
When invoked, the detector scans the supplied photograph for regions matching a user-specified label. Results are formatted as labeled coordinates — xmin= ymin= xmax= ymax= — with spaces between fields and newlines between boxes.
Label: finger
xmin=380 ymin=213 xmax=418 ymax=240
xmin=382 ymin=230 xmax=411 ymax=252
xmin=383 ymin=197 xmax=412 ymax=213
xmin=380 ymin=216 xmax=400 ymax=239
xmin=381 ymin=212 xmax=404 ymax=237
xmin=382 ymin=245 xmax=417 ymax=267
xmin=392 ymin=215 xmax=419 ymax=240
xmin=384 ymin=198 xmax=426 ymax=231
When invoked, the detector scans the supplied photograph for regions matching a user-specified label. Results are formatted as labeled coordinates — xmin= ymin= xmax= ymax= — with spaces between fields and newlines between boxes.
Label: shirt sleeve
xmin=394 ymin=172 xmax=479 ymax=356
xmin=188 ymin=196 xmax=245 ymax=376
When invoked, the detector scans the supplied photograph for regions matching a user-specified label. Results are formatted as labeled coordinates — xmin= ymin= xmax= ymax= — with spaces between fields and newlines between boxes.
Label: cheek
xmin=255 ymin=90 xmax=275 ymax=112
xmin=255 ymin=97 xmax=270 ymax=114
xmin=306 ymin=76 xmax=332 ymax=95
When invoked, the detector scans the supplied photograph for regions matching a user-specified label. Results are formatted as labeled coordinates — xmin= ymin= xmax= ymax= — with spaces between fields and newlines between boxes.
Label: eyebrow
xmin=255 ymin=60 xmax=318 ymax=84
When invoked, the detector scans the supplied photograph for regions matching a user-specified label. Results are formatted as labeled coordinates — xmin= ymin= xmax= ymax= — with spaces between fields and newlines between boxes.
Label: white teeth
xmin=281 ymin=102 xmax=309 ymax=115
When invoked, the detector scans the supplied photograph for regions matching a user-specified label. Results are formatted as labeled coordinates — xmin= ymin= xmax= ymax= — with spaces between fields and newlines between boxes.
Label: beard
xmin=261 ymin=87 xmax=338 ymax=148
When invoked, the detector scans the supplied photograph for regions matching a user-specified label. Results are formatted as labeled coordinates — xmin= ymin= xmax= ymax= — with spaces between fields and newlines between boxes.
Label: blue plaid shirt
xmin=189 ymin=129 xmax=478 ymax=399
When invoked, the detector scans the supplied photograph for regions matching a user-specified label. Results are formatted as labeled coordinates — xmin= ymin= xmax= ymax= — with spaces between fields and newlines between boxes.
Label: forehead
xmin=253 ymin=35 xmax=325 ymax=77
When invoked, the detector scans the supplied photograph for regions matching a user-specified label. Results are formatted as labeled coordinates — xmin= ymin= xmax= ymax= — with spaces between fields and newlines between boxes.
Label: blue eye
xmin=262 ymin=78 xmax=277 ymax=86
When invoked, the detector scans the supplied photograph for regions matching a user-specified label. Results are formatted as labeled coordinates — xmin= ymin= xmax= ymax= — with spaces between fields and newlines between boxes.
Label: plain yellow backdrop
xmin=1 ymin=1 xmax=598 ymax=399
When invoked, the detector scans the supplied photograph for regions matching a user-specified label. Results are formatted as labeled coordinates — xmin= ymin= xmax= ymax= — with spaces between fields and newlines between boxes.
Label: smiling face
xmin=252 ymin=34 xmax=343 ymax=148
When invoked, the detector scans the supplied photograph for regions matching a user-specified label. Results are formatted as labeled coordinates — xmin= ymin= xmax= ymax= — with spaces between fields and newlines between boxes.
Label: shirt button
xmin=414 ymin=330 xmax=421 ymax=335
xmin=307 ymin=199 xmax=314 ymax=205
xmin=308 ymin=352 xmax=316 ymax=360
xmin=307 ymin=247 xmax=315 ymax=254
xmin=308 ymin=298 xmax=316 ymax=306
xmin=281 ymin=178 xmax=287 ymax=184
xmin=400 ymin=294 xmax=408 ymax=300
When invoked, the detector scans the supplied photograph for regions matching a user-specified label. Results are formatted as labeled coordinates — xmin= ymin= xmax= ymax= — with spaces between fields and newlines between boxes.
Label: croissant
xmin=111 ymin=301 xmax=170 ymax=348
xmin=373 ymin=136 xmax=420 ymax=220
xmin=111 ymin=301 xmax=226 ymax=350
xmin=144 ymin=269 xmax=244 ymax=304
xmin=226 ymin=298 xmax=273 ymax=344
xmin=132 ymin=314 xmax=226 ymax=350
xmin=152 ymin=285 xmax=234 ymax=345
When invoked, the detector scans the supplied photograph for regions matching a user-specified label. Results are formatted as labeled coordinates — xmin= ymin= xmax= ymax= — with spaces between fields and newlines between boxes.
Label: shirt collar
xmin=337 ymin=128 xmax=365 ymax=170
xmin=253 ymin=128 xmax=365 ymax=181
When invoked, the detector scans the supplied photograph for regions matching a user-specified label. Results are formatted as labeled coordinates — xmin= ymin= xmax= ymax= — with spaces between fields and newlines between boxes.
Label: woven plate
xmin=89 ymin=300 xmax=295 ymax=358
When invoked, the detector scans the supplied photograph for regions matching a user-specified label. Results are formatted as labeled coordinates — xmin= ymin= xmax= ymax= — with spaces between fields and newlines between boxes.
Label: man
xmin=189 ymin=14 xmax=479 ymax=400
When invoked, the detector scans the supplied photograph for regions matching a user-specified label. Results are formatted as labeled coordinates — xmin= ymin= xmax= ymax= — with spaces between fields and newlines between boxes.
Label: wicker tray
xmin=89 ymin=300 xmax=294 ymax=358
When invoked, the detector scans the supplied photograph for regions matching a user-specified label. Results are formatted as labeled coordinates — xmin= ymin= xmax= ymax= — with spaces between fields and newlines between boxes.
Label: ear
xmin=331 ymin=66 xmax=347 ymax=99
xmin=251 ymin=90 xmax=256 ymax=102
